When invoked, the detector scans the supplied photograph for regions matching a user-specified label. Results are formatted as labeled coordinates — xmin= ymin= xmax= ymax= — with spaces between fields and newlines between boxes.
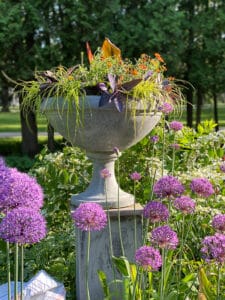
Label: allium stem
xmin=14 ymin=243 xmax=18 ymax=300
xmin=133 ymin=181 xmax=137 ymax=251
xmin=161 ymin=116 xmax=166 ymax=176
xmin=86 ymin=231 xmax=91 ymax=300
xmin=116 ymin=161 xmax=125 ymax=256
xmin=104 ymin=182 xmax=113 ymax=257
xmin=160 ymin=248 xmax=166 ymax=300
xmin=171 ymin=135 xmax=176 ymax=175
xmin=20 ymin=245 xmax=24 ymax=300
xmin=217 ymin=264 xmax=221 ymax=300
xmin=7 ymin=241 xmax=11 ymax=300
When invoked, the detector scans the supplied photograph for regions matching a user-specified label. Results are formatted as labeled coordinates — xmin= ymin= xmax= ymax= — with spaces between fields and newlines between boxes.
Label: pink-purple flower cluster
xmin=0 ymin=168 xmax=44 ymax=213
xmin=153 ymin=175 xmax=184 ymax=198
xmin=151 ymin=225 xmax=179 ymax=249
xmin=72 ymin=202 xmax=107 ymax=231
xmin=143 ymin=201 xmax=169 ymax=223
xmin=159 ymin=102 xmax=174 ymax=114
xmin=190 ymin=178 xmax=214 ymax=197
xmin=173 ymin=196 xmax=195 ymax=214
xmin=201 ymin=233 xmax=225 ymax=264
xmin=212 ymin=214 xmax=225 ymax=233
xmin=150 ymin=135 xmax=159 ymax=143
xmin=0 ymin=207 xmax=47 ymax=244
xmin=130 ymin=172 xmax=142 ymax=181
xmin=100 ymin=168 xmax=111 ymax=179
xmin=170 ymin=143 xmax=180 ymax=150
xmin=169 ymin=121 xmax=183 ymax=132
xmin=0 ymin=157 xmax=47 ymax=245
xmin=219 ymin=162 xmax=225 ymax=173
xmin=135 ymin=246 xmax=162 ymax=271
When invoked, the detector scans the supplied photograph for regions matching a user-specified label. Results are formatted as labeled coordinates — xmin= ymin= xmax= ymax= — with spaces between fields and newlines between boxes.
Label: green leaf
xmin=112 ymin=256 xmax=131 ymax=277
xmin=198 ymin=267 xmax=216 ymax=300
xmin=97 ymin=270 xmax=110 ymax=299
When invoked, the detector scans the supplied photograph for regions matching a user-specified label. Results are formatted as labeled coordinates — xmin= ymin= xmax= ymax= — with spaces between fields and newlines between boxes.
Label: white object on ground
xmin=0 ymin=270 xmax=66 ymax=299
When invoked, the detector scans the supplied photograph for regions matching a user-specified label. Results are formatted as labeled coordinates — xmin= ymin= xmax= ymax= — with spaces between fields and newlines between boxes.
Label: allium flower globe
xmin=143 ymin=201 xmax=169 ymax=223
xmin=212 ymin=214 xmax=225 ymax=233
xmin=201 ymin=233 xmax=225 ymax=264
xmin=219 ymin=162 xmax=225 ymax=173
xmin=173 ymin=196 xmax=195 ymax=214
xmin=153 ymin=175 xmax=184 ymax=198
xmin=150 ymin=135 xmax=159 ymax=143
xmin=170 ymin=143 xmax=180 ymax=150
xmin=0 ymin=168 xmax=44 ymax=213
xmin=0 ymin=207 xmax=47 ymax=244
xmin=72 ymin=202 xmax=107 ymax=231
xmin=0 ymin=163 xmax=14 ymax=212
xmin=135 ymin=246 xmax=162 ymax=271
xmin=100 ymin=168 xmax=111 ymax=179
xmin=190 ymin=178 xmax=214 ymax=197
xmin=159 ymin=102 xmax=174 ymax=114
xmin=169 ymin=121 xmax=183 ymax=132
xmin=151 ymin=225 xmax=179 ymax=249
xmin=130 ymin=172 xmax=142 ymax=181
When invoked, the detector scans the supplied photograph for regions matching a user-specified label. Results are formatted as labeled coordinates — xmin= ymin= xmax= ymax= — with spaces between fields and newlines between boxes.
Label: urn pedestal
xmin=74 ymin=204 xmax=143 ymax=300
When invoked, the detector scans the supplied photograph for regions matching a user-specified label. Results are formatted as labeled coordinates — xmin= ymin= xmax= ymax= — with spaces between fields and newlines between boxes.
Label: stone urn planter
xmin=41 ymin=96 xmax=161 ymax=208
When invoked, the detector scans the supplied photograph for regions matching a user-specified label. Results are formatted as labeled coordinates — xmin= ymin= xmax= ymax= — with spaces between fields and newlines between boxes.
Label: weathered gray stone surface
xmin=42 ymin=96 xmax=161 ymax=208
xmin=74 ymin=204 xmax=143 ymax=300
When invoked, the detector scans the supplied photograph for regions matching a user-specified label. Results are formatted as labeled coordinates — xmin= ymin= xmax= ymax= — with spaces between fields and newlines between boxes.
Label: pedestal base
xmin=74 ymin=204 xmax=143 ymax=300
xmin=71 ymin=152 xmax=135 ymax=208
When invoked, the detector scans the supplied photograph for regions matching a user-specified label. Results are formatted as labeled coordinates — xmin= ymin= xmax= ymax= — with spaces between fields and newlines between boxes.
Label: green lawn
xmin=181 ymin=103 xmax=225 ymax=127
xmin=0 ymin=109 xmax=47 ymax=132
xmin=1 ymin=103 xmax=225 ymax=133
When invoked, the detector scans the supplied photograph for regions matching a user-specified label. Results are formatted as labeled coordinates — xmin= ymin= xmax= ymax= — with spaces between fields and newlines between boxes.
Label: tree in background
xmin=0 ymin=0 xmax=224 ymax=155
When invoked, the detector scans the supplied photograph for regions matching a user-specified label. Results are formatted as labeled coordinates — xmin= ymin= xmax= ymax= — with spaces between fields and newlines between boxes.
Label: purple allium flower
xmin=130 ymin=172 xmax=142 ymax=181
xmin=169 ymin=121 xmax=183 ymax=132
xmin=135 ymin=246 xmax=162 ymax=271
xmin=0 ymin=168 xmax=44 ymax=213
xmin=150 ymin=135 xmax=159 ymax=143
xmin=71 ymin=202 xmax=107 ymax=231
xmin=151 ymin=225 xmax=179 ymax=249
xmin=170 ymin=143 xmax=180 ymax=150
xmin=113 ymin=147 xmax=120 ymax=156
xmin=153 ymin=175 xmax=184 ymax=198
xmin=190 ymin=178 xmax=214 ymax=197
xmin=173 ymin=196 xmax=195 ymax=214
xmin=0 ymin=156 xmax=6 ymax=168
xmin=143 ymin=201 xmax=169 ymax=223
xmin=100 ymin=168 xmax=111 ymax=179
xmin=212 ymin=214 xmax=225 ymax=233
xmin=159 ymin=102 xmax=174 ymax=114
xmin=219 ymin=162 xmax=225 ymax=173
xmin=0 ymin=207 xmax=47 ymax=244
xmin=201 ymin=233 xmax=225 ymax=264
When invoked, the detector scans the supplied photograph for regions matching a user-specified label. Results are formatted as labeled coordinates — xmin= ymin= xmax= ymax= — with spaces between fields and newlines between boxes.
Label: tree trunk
xmin=186 ymin=86 xmax=193 ymax=128
xmin=213 ymin=92 xmax=219 ymax=131
xmin=196 ymin=88 xmax=203 ymax=128
xmin=47 ymin=123 xmax=55 ymax=152
xmin=19 ymin=96 xmax=39 ymax=157
xmin=1 ymin=85 xmax=11 ymax=112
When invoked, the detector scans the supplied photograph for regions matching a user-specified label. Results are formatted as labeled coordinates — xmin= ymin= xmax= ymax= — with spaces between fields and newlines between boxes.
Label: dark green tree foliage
xmin=0 ymin=0 xmax=225 ymax=128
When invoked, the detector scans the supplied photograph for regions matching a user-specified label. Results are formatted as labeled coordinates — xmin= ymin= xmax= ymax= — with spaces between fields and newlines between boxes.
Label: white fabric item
xmin=0 ymin=270 xmax=66 ymax=300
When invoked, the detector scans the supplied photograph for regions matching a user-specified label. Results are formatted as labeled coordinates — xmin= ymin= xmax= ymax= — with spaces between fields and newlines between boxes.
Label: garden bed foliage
xmin=1 ymin=119 xmax=225 ymax=299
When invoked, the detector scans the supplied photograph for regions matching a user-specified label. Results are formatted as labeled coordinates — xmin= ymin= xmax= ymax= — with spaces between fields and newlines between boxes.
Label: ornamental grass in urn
xmin=20 ymin=39 xmax=184 ymax=208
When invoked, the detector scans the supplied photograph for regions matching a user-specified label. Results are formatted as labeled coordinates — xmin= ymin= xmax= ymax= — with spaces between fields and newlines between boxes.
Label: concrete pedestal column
xmin=74 ymin=204 xmax=143 ymax=300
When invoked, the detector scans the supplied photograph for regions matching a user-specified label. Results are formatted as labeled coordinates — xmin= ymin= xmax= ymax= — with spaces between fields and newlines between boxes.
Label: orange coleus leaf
xmin=86 ymin=42 xmax=94 ymax=63
xmin=154 ymin=52 xmax=164 ymax=63
xmin=101 ymin=38 xmax=122 ymax=60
